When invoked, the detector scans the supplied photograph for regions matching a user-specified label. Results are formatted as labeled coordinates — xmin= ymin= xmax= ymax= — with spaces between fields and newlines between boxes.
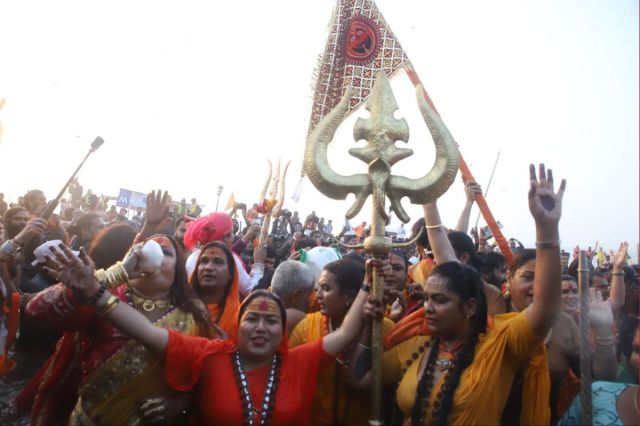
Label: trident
xmin=256 ymin=159 xmax=290 ymax=248
xmin=304 ymin=72 xmax=459 ymax=424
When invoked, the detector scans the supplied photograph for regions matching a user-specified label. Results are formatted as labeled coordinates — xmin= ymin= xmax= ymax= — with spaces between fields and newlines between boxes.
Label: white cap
xmin=31 ymin=240 xmax=79 ymax=266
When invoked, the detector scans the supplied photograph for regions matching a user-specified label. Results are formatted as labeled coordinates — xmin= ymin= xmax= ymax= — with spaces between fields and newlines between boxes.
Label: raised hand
xmin=588 ymin=287 xmax=614 ymax=336
xmin=464 ymin=181 xmax=482 ymax=204
xmin=611 ymin=241 xmax=629 ymax=271
xmin=45 ymin=245 xmax=99 ymax=300
xmin=14 ymin=217 xmax=48 ymax=245
xmin=528 ymin=163 xmax=566 ymax=226
xmin=144 ymin=190 xmax=170 ymax=230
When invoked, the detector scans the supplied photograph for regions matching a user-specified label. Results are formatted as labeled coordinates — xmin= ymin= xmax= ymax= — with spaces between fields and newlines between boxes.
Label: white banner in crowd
xmin=116 ymin=189 xmax=147 ymax=209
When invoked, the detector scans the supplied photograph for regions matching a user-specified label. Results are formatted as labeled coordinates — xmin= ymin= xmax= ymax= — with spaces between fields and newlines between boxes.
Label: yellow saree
xmin=289 ymin=311 xmax=394 ymax=425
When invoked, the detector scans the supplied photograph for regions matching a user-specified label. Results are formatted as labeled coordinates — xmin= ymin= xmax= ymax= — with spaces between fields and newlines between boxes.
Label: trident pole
xmin=578 ymin=251 xmax=592 ymax=425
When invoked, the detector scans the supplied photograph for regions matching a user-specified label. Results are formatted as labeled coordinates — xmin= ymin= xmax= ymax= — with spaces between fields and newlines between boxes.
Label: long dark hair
xmin=88 ymin=223 xmax=137 ymax=269
xmin=411 ymin=261 xmax=487 ymax=425
xmin=323 ymin=259 xmax=364 ymax=297
xmin=190 ymin=241 xmax=236 ymax=323
xmin=150 ymin=235 xmax=213 ymax=332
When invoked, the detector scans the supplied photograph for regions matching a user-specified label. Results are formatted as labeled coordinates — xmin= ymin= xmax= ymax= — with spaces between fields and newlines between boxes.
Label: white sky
xmin=0 ymin=0 xmax=638 ymax=260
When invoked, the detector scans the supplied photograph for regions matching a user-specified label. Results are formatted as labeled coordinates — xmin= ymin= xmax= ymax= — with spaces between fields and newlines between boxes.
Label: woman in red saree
xmin=46 ymin=243 xmax=385 ymax=425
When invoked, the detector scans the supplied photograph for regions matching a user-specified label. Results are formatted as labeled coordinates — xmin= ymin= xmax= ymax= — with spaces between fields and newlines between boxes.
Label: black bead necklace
xmin=231 ymin=351 xmax=282 ymax=426
xmin=411 ymin=338 xmax=457 ymax=425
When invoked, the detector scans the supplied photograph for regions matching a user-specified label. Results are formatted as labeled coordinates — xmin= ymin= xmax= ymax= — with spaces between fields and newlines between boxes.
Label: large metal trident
xmin=304 ymin=72 xmax=459 ymax=424
xmin=257 ymin=159 xmax=290 ymax=248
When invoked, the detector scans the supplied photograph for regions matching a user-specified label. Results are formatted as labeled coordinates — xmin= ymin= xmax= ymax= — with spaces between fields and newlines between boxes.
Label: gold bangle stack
xmin=94 ymin=261 xmax=130 ymax=288
xmin=98 ymin=294 xmax=120 ymax=317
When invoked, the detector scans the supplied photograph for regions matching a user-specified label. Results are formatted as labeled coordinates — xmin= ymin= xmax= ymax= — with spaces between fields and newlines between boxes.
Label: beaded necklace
xmin=411 ymin=337 xmax=461 ymax=425
xmin=231 ymin=351 xmax=282 ymax=426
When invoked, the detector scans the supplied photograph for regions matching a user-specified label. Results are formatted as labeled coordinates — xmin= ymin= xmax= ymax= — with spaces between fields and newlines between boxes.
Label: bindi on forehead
xmin=245 ymin=297 xmax=279 ymax=315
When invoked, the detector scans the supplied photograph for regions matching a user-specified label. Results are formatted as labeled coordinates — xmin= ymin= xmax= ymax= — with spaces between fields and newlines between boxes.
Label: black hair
xmin=88 ymin=223 xmax=137 ymax=269
xmin=448 ymin=231 xmax=483 ymax=270
xmin=410 ymin=218 xmax=431 ymax=250
xmin=191 ymin=241 xmax=236 ymax=325
xmin=561 ymin=274 xmax=577 ymax=283
xmin=238 ymin=289 xmax=287 ymax=332
xmin=68 ymin=212 xmax=102 ymax=238
xmin=323 ymin=258 xmax=365 ymax=297
xmin=412 ymin=262 xmax=487 ymax=424
xmin=390 ymin=249 xmax=410 ymax=271
xmin=508 ymin=249 xmax=537 ymax=278
xmin=148 ymin=234 xmax=214 ymax=334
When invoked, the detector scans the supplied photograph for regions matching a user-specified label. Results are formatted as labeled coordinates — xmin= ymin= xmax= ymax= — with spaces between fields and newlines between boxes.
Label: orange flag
xmin=224 ymin=192 xmax=236 ymax=211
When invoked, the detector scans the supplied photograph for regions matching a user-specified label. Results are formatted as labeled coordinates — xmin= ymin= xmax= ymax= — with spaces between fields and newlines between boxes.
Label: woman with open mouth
xmin=350 ymin=164 xmax=572 ymax=425
xmin=45 ymin=242 xmax=384 ymax=424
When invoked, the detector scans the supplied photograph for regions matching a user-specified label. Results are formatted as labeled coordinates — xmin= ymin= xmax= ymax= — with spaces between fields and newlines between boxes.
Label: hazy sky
xmin=0 ymin=0 xmax=637 ymax=259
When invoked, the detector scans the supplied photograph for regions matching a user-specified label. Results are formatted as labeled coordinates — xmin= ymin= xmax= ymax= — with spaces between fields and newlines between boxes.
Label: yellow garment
xmin=289 ymin=311 xmax=394 ymax=425
xmin=69 ymin=309 xmax=204 ymax=425
xmin=408 ymin=258 xmax=435 ymax=287
xmin=383 ymin=310 xmax=550 ymax=425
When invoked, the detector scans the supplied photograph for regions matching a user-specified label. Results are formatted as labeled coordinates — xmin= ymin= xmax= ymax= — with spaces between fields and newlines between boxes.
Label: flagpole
xmin=473 ymin=149 xmax=501 ymax=229
xmin=404 ymin=63 xmax=514 ymax=264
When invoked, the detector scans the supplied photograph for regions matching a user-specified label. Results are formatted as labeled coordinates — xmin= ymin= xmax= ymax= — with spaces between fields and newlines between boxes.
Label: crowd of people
xmin=0 ymin=163 xmax=637 ymax=425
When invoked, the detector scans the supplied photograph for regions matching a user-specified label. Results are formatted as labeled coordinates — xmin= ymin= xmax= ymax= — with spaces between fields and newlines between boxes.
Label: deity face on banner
xmin=344 ymin=17 xmax=379 ymax=64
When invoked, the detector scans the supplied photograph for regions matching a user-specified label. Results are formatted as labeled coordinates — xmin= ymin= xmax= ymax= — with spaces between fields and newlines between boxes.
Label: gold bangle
xmin=94 ymin=269 xmax=107 ymax=285
xmin=425 ymin=224 xmax=444 ymax=229
xmin=98 ymin=294 xmax=119 ymax=317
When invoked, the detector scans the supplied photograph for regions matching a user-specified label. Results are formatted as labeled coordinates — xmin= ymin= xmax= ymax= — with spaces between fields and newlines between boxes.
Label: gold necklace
xmin=128 ymin=290 xmax=171 ymax=312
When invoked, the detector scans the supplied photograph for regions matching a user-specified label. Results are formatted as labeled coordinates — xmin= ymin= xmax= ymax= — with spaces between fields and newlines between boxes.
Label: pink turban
xmin=183 ymin=213 xmax=233 ymax=250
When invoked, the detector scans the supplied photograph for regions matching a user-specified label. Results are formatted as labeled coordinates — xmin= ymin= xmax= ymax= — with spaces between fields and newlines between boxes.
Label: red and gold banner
xmin=308 ymin=0 xmax=408 ymax=134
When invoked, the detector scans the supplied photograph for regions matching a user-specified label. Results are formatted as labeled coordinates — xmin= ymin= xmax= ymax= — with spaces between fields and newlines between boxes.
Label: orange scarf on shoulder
xmin=207 ymin=273 xmax=240 ymax=342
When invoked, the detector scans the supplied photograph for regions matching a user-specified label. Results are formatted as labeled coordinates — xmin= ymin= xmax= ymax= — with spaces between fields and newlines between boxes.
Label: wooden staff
xmin=41 ymin=136 xmax=104 ymax=219
xmin=577 ymin=251 xmax=592 ymax=425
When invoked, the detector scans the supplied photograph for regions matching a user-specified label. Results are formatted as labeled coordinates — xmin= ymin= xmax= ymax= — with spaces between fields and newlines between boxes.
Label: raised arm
xmin=608 ymin=241 xmax=628 ymax=310
xmin=455 ymin=181 xmax=482 ymax=233
xmin=423 ymin=202 xmax=458 ymax=264
xmin=322 ymin=258 xmax=388 ymax=356
xmin=46 ymin=245 xmax=169 ymax=356
xmin=526 ymin=164 xmax=566 ymax=337
xmin=137 ymin=190 xmax=171 ymax=242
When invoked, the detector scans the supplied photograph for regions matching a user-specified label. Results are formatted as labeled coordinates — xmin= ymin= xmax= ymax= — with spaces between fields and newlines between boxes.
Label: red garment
xmin=16 ymin=285 xmax=130 ymax=425
xmin=165 ymin=331 xmax=333 ymax=425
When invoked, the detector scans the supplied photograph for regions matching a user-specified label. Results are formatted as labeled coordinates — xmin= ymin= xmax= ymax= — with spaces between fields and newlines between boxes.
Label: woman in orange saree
xmin=47 ymin=243 xmax=385 ymax=425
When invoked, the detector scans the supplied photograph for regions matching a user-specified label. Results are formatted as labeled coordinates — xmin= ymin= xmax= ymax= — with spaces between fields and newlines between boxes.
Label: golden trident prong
xmin=257 ymin=159 xmax=290 ymax=247
xmin=303 ymin=71 xmax=459 ymax=425
xmin=305 ymin=73 xmax=459 ymax=225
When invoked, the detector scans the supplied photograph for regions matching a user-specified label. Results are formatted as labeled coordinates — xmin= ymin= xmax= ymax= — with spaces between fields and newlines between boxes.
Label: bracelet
xmin=611 ymin=271 xmax=624 ymax=277
xmin=361 ymin=283 xmax=371 ymax=293
xmin=98 ymin=294 xmax=119 ymax=317
xmin=87 ymin=283 xmax=107 ymax=305
xmin=425 ymin=224 xmax=444 ymax=229
xmin=535 ymin=240 xmax=560 ymax=249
